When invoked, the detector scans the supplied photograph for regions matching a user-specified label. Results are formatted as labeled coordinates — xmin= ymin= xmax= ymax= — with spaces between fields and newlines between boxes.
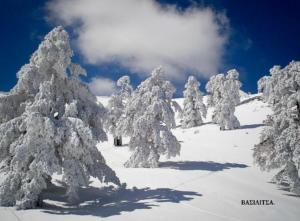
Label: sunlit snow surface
xmin=1 ymin=94 xmax=300 ymax=221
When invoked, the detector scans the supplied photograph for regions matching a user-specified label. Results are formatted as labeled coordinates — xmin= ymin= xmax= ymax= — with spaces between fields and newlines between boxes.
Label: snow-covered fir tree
xmin=205 ymin=69 xmax=241 ymax=130
xmin=254 ymin=61 xmax=300 ymax=195
xmin=116 ymin=75 xmax=133 ymax=99
xmin=0 ymin=27 xmax=120 ymax=209
xmin=257 ymin=65 xmax=281 ymax=104
xmin=206 ymin=74 xmax=225 ymax=109
xmin=104 ymin=75 xmax=133 ymax=146
xmin=181 ymin=75 xmax=207 ymax=128
xmin=117 ymin=67 xmax=181 ymax=168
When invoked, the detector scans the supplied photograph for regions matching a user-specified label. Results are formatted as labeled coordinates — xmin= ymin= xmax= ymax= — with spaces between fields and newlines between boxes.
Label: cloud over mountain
xmin=47 ymin=0 xmax=229 ymax=79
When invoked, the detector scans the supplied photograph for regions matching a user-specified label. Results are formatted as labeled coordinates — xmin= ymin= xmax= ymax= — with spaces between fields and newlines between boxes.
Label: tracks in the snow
xmin=170 ymin=170 xmax=242 ymax=221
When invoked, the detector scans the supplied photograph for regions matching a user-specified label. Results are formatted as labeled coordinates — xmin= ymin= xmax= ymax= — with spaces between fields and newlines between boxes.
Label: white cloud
xmin=47 ymin=0 xmax=229 ymax=80
xmin=88 ymin=77 xmax=116 ymax=96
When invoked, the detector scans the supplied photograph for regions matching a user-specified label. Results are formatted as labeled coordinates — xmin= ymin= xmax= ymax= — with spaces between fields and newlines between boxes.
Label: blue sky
xmin=1 ymin=0 xmax=300 ymax=96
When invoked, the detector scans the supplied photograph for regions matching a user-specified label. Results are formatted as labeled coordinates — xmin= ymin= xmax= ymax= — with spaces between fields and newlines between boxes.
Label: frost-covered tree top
xmin=105 ymin=75 xmax=133 ymax=137
xmin=117 ymin=67 xmax=180 ymax=168
xmin=0 ymin=26 xmax=120 ymax=209
xmin=181 ymin=75 xmax=206 ymax=128
xmin=205 ymin=73 xmax=225 ymax=107
xmin=257 ymin=65 xmax=282 ymax=104
xmin=254 ymin=61 xmax=300 ymax=195
xmin=205 ymin=69 xmax=241 ymax=130
xmin=225 ymin=69 xmax=241 ymax=105
xmin=116 ymin=75 xmax=133 ymax=99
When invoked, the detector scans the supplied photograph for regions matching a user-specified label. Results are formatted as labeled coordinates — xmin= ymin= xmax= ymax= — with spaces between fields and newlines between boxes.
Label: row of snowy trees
xmin=105 ymin=69 xmax=243 ymax=168
xmin=107 ymin=70 xmax=243 ymax=133
xmin=180 ymin=70 xmax=242 ymax=130
xmin=0 ymin=26 xmax=244 ymax=209
xmin=254 ymin=61 xmax=300 ymax=195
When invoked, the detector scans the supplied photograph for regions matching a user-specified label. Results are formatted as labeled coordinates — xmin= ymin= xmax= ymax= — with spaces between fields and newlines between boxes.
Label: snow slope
xmin=1 ymin=95 xmax=300 ymax=221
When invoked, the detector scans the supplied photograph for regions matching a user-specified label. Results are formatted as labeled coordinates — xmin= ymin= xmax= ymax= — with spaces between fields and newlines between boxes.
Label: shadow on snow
xmin=239 ymin=124 xmax=264 ymax=130
xmin=41 ymin=183 xmax=201 ymax=217
xmin=160 ymin=161 xmax=248 ymax=171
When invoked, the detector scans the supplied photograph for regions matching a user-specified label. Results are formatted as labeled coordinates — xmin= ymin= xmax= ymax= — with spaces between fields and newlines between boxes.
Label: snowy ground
xmin=1 ymin=95 xmax=300 ymax=221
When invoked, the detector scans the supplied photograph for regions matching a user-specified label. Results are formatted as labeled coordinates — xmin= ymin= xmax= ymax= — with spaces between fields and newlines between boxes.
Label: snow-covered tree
xmin=205 ymin=69 xmax=241 ymax=130
xmin=257 ymin=65 xmax=281 ymax=104
xmin=116 ymin=75 xmax=133 ymax=99
xmin=117 ymin=67 xmax=181 ymax=168
xmin=104 ymin=76 xmax=133 ymax=146
xmin=206 ymin=74 xmax=225 ymax=109
xmin=225 ymin=69 xmax=241 ymax=106
xmin=254 ymin=61 xmax=300 ymax=195
xmin=0 ymin=27 xmax=120 ymax=209
xmin=181 ymin=76 xmax=206 ymax=128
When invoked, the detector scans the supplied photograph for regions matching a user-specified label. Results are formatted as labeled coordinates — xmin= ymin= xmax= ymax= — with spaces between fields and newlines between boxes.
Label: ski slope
xmin=1 ymin=95 xmax=300 ymax=221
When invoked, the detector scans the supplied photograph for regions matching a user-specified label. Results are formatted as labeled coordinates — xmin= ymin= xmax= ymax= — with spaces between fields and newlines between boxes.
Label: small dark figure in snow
xmin=114 ymin=136 xmax=122 ymax=146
